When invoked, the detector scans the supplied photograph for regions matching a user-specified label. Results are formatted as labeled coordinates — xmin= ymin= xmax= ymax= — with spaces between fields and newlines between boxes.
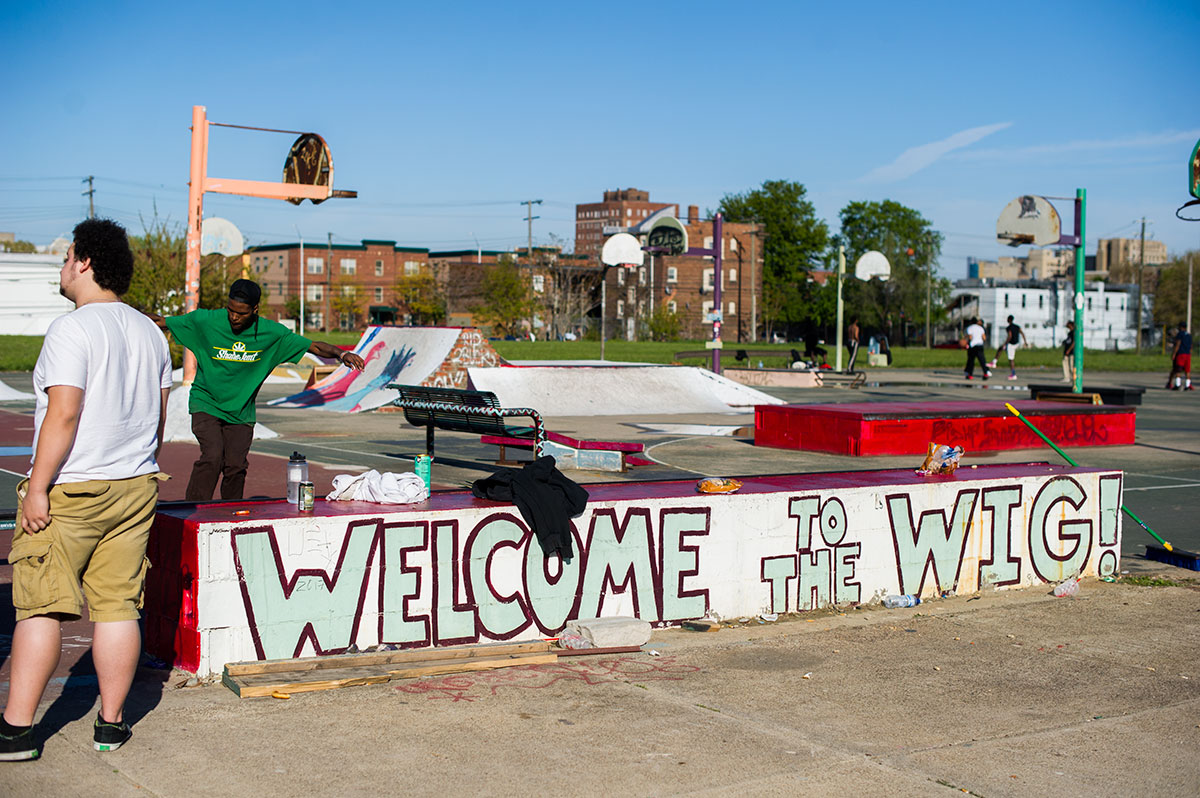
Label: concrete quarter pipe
xmin=269 ymin=326 xmax=504 ymax=413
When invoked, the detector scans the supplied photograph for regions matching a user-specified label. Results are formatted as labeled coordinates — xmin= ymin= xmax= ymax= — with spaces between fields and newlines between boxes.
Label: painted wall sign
xmin=146 ymin=465 xmax=1122 ymax=676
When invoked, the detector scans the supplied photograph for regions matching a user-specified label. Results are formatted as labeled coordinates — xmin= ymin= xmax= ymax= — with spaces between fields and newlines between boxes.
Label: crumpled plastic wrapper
xmin=915 ymin=443 xmax=965 ymax=476
xmin=696 ymin=477 xmax=743 ymax=494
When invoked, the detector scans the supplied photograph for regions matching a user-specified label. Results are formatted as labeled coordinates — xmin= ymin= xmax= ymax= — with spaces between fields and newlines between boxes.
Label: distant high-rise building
xmin=574 ymin=188 xmax=676 ymax=260
xmin=1095 ymin=237 xmax=1168 ymax=281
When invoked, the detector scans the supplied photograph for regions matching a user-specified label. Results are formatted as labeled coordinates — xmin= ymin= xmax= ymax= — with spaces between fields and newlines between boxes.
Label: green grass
xmin=491 ymin=339 xmax=1172 ymax=372
xmin=0 ymin=336 xmax=45 ymax=371
xmin=0 ymin=332 xmax=1174 ymax=373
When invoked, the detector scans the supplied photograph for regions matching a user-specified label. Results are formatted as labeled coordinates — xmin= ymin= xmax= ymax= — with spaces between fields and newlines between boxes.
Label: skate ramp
xmin=269 ymin=326 xmax=504 ymax=413
xmin=163 ymin=384 xmax=278 ymax=443
xmin=466 ymin=365 xmax=784 ymax=416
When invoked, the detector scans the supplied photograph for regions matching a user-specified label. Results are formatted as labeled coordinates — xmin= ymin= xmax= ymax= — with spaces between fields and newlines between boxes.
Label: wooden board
xmin=224 ymin=640 xmax=551 ymax=677
xmin=224 ymin=650 xmax=558 ymax=698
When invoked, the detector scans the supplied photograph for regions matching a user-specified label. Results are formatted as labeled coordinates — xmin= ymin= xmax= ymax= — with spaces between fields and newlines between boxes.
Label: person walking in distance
xmin=989 ymin=315 xmax=1028 ymax=380
xmin=1166 ymin=322 xmax=1193 ymax=390
xmin=1061 ymin=320 xmax=1076 ymax=384
xmin=148 ymin=279 xmax=365 ymax=501
xmin=964 ymin=317 xmax=990 ymax=380
xmin=1 ymin=219 xmax=172 ymax=761
xmin=846 ymin=317 xmax=861 ymax=372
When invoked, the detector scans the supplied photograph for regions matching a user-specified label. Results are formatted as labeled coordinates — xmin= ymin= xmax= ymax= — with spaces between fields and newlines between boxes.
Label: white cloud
xmin=948 ymin=129 xmax=1200 ymax=162
xmin=859 ymin=122 xmax=1014 ymax=183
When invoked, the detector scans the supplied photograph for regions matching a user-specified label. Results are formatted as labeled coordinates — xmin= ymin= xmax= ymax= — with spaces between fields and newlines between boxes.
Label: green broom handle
xmin=1004 ymin=403 xmax=1171 ymax=551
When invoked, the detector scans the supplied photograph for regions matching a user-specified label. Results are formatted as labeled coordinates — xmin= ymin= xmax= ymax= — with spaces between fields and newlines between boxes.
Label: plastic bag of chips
xmin=696 ymin=477 xmax=743 ymax=494
xmin=915 ymin=443 xmax=964 ymax=476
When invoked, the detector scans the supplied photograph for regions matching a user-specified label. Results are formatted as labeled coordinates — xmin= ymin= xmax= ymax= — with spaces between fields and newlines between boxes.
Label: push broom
xmin=1003 ymin=403 xmax=1198 ymax=569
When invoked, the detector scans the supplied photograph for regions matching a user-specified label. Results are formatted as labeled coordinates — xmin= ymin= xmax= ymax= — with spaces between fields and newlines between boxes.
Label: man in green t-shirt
xmin=150 ymin=279 xmax=365 ymax=501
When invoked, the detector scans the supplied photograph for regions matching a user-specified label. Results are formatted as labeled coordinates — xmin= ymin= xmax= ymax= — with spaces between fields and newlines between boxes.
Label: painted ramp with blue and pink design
xmin=268 ymin=326 xmax=504 ymax=413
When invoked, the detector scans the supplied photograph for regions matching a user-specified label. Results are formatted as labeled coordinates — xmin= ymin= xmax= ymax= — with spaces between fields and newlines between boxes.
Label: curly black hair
xmin=72 ymin=218 xmax=134 ymax=295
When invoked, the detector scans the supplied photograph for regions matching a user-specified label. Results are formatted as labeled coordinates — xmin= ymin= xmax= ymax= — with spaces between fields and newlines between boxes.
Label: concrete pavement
xmin=1 ymin=365 xmax=1198 ymax=795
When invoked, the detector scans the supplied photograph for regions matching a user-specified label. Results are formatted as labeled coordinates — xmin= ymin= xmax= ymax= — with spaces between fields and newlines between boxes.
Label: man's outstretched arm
xmin=308 ymin=340 xmax=366 ymax=371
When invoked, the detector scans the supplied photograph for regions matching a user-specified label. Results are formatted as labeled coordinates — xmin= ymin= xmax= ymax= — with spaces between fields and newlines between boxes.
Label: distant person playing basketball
xmin=1166 ymin=322 xmax=1193 ymax=391
xmin=964 ymin=317 xmax=990 ymax=380
xmin=989 ymin=315 xmax=1028 ymax=380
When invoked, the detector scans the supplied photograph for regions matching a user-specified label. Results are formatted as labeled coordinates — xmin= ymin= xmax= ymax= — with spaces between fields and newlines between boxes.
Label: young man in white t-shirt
xmin=964 ymin=318 xmax=990 ymax=380
xmin=0 ymin=219 xmax=172 ymax=761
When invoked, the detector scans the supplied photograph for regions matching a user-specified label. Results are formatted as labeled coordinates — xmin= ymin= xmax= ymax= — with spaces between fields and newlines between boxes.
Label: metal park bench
xmin=672 ymin=348 xmax=801 ymax=367
xmin=388 ymin=384 xmax=545 ymax=459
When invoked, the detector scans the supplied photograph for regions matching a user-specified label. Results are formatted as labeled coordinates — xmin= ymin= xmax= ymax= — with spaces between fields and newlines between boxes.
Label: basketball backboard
xmin=646 ymin=216 xmax=688 ymax=256
xmin=200 ymin=217 xmax=244 ymax=256
xmin=997 ymin=195 xmax=1061 ymax=246
xmin=601 ymin=233 xmax=645 ymax=267
xmin=854 ymin=250 xmax=890 ymax=281
xmin=1190 ymin=137 xmax=1200 ymax=199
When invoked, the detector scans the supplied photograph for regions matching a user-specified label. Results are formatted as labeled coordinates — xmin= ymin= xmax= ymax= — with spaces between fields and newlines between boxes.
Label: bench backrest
xmin=392 ymin=385 xmax=512 ymax=436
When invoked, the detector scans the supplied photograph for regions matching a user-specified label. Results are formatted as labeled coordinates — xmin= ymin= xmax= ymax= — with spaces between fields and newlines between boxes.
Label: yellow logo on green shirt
xmin=212 ymin=340 xmax=263 ymax=363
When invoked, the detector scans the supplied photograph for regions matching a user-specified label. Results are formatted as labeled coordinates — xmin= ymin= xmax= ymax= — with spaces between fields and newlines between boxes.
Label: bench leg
xmin=426 ymin=425 xmax=435 ymax=458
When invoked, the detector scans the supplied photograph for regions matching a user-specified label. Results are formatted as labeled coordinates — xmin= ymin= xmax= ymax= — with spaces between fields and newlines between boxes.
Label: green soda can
xmin=299 ymin=481 xmax=315 ymax=512
xmin=415 ymin=454 xmax=432 ymax=495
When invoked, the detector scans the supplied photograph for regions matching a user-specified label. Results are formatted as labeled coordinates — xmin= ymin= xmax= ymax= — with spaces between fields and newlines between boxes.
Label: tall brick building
xmin=595 ymin=204 xmax=763 ymax=342
xmin=575 ymin=188 xmax=676 ymax=260
xmin=247 ymin=240 xmax=429 ymax=330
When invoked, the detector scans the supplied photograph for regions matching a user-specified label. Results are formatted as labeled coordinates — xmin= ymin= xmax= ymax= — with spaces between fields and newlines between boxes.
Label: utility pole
xmin=522 ymin=199 xmax=542 ymax=262
xmin=297 ymin=227 xmax=305 ymax=333
xmin=81 ymin=175 xmax=95 ymax=219
xmin=924 ymin=236 xmax=932 ymax=348
xmin=1135 ymin=217 xmax=1146 ymax=353
xmin=327 ymin=232 xmax=334 ymax=332
xmin=750 ymin=225 xmax=758 ymax=342
xmin=1188 ymin=252 xmax=1194 ymax=336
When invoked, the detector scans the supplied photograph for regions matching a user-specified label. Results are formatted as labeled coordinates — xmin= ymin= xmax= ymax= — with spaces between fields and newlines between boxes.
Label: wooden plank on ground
xmin=225 ymin=651 xmax=558 ymax=698
xmin=224 ymin=640 xmax=551 ymax=677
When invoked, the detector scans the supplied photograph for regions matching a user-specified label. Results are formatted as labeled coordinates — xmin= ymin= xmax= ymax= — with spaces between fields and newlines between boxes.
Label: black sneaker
xmin=93 ymin=713 xmax=131 ymax=752
xmin=0 ymin=725 xmax=38 ymax=761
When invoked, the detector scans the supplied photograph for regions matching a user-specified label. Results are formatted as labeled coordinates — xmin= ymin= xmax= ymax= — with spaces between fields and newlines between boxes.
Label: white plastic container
xmin=287 ymin=452 xmax=308 ymax=504
xmin=563 ymin=617 xmax=652 ymax=648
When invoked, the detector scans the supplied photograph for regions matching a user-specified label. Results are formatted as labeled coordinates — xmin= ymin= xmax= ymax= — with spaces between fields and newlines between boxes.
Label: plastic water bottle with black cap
xmin=883 ymin=594 xmax=921 ymax=609
xmin=287 ymin=452 xmax=308 ymax=504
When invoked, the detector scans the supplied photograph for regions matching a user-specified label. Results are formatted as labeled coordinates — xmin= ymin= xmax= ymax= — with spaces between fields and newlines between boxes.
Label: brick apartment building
xmin=575 ymin=188 xmax=677 ymax=261
xmin=591 ymin=200 xmax=763 ymax=342
xmin=247 ymin=240 xmax=429 ymax=330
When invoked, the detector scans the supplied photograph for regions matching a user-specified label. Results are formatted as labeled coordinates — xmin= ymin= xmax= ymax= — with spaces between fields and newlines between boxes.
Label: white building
xmin=950 ymin=280 xmax=1150 ymax=351
xmin=0 ymin=252 xmax=73 ymax=334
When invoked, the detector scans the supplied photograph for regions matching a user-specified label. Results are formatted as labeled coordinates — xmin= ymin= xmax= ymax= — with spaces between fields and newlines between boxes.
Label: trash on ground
xmin=563 ymin=616 xmax=652 ymax=648
xmin=801 ymin=672 xmax=813 ymax=679
xmin=915 ymin=443 xmax=965 ymax=476
xmin=759 ymin=612 xmax=779 ymax=622
xmin=271 ymin=691 xmax=291 ymax=699
xmin=1052 ymin=575 xmax=1080 ymax=597
xmin=681 ymin=619 xmax=721 ymax=632
xmin=882 ymin=594 xmax=921 ymax=608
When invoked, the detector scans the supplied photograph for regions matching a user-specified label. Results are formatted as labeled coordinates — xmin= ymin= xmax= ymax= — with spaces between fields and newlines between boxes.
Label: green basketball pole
xmin=1005 ymin=402 xmax=1172 ymax=551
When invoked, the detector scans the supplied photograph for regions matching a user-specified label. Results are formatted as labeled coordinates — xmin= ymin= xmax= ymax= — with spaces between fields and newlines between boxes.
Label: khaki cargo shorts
xmin=11 ymin=473 xmax=166 ymax=622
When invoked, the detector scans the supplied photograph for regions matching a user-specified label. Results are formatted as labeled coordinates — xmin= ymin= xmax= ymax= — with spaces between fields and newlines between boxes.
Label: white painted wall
xmin=951 ymin=283 xmax=1147 ymax=350
xmin=0 ymin=253 xmax=72 ymax=334
xmin=154 ymin=466 xmax=1123 ymax=676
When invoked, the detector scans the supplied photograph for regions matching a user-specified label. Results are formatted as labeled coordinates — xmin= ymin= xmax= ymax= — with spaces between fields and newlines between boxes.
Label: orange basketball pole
xmin=183 ymin=104 xmax=355 ymax=382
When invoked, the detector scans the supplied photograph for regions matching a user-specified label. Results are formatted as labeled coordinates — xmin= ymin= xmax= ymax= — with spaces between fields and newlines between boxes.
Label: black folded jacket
xmin=471 ymin=455 xmax=589 ymax=560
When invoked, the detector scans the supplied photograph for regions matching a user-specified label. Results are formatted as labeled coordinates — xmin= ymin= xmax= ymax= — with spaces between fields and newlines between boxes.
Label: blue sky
xmin=2 ymin=1 xmax=1196 ymax=278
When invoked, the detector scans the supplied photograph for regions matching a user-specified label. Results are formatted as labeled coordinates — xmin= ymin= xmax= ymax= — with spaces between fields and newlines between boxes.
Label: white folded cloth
xmin=326 ymin=470 xmax=427 ymax=503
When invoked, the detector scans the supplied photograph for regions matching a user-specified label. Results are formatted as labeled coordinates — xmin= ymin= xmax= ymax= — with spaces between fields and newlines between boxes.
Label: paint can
xmin=415 ymin=454 xmax=432 ymax=495
xmin=298 ymin=481 xmax=314 ymax=512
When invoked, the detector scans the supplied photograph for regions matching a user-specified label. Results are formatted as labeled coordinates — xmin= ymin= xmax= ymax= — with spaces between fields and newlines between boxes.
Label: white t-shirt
xmin=31 ymin=302 xmax=173 ymax=483
xmin=966 ymin=323 xmax=985 ymax=348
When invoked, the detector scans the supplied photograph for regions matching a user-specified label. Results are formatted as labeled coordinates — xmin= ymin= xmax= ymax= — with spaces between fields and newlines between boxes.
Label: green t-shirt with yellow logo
xmin=165 ymin=309 xmax=311 ymax=425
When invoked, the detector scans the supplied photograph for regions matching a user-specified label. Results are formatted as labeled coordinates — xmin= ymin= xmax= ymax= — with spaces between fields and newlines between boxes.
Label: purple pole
xmin=711 ymin=213 xmax=723 ymax=374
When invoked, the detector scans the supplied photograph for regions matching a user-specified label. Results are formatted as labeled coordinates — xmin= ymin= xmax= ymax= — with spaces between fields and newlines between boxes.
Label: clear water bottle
xmin=287 ymin=452 xmax=308 ymax=504
xmin=883 ymin=594 xmax=921 ymax=609
xmin=1052 ymin=575 xmax=1080 ymax=597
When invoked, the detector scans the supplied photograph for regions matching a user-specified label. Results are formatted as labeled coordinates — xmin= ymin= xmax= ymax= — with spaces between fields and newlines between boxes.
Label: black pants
xmin=846 ymin=340 xmax=860 ymax=372
xmin=965 ymin=345 xmax=988 ymax=377
xmin=188 ymin=412 xmax=254 ymax=501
